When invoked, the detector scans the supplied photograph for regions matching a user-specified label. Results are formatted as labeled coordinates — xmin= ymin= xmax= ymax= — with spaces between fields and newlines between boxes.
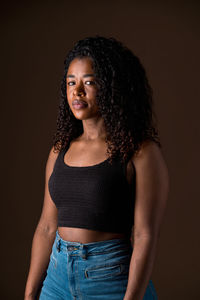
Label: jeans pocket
xmin=85 ymin=260 xmax=130 ymax=280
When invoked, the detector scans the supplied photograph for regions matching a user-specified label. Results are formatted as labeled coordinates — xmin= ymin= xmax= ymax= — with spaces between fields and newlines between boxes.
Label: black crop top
xmin=48 ymin=143 xmax=136 ymax=237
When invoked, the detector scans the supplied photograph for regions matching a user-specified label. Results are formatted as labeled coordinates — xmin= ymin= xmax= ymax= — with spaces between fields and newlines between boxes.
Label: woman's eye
xmin=85 ymin=81 xmax=95 ymax=85
xmin=67 ymin=81 xmax=75 ymax=86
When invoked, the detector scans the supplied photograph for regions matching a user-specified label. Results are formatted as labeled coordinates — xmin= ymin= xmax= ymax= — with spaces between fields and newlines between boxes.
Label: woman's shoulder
xmin=131 ymin=140 xmax=169 ymax=181
xmin=132 ymin=140 xmax=161 ymax=159
xmin=48 ymin=145 xmax=62 ymax=159
xmin=46 ymin=145 xmax=63 ymax=170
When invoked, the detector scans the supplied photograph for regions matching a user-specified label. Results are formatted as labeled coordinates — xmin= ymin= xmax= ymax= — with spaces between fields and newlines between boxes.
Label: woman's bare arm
xmin=24 ymin=147 xmax=59 ymax=299
xmin=124 ymin=141 xmax=169 ymax=300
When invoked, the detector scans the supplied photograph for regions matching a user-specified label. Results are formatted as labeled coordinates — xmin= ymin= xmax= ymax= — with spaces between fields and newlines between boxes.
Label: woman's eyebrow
xmin=67 ymin=73 xmax=95 ymax=78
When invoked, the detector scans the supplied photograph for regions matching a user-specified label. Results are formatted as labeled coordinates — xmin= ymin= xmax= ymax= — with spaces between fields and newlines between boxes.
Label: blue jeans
xmin=39 ymin=230 xmax=158 ymax=299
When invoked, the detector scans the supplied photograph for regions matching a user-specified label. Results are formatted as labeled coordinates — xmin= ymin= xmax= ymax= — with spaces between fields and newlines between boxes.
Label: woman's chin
xmin=72 ymin=110 xmax=101 ymax=121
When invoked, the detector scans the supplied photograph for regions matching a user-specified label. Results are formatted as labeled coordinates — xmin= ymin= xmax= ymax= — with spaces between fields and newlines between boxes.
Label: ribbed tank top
xmin=48 ymin=143 xmax=136 ymax=237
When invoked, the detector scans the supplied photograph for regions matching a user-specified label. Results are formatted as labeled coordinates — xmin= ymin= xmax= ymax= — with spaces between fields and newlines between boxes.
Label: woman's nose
xmin=73 ymin=84 xmax=86 ymax=96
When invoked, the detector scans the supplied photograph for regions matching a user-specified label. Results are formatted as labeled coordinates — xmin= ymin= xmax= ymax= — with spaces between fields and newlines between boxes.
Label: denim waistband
xmin=55 ymin=229 xmax=132 ymax=260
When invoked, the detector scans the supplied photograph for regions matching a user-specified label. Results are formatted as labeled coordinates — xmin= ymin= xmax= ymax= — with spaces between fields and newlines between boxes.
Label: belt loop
xmin=56 ymin=238 xmax=61 ymax=252
xmin=81 ymin=245 xmax=88 ymax=260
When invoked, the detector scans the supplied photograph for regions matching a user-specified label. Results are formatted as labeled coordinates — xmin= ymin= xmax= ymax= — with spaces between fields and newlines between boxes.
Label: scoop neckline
xmin=62 ymin=143 xmax=109 ymax=169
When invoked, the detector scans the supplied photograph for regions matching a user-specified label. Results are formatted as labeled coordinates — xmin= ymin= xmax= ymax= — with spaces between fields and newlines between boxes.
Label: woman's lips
xmin=72 ymin=100 xmax=88 ymax=110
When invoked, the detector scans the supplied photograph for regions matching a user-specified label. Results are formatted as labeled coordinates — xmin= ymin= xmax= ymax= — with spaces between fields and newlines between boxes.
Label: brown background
xmin=1 ymin=1 xmax=200 ymax=299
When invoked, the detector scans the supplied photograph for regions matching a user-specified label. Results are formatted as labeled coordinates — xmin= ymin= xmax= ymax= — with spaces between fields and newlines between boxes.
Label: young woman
xmin=24 ymin=36 xmax=169 ymax=300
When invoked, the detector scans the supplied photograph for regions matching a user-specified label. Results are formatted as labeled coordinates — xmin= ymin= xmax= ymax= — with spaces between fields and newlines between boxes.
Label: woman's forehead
xmin=67 ymin=57 xmax=95 ymax=76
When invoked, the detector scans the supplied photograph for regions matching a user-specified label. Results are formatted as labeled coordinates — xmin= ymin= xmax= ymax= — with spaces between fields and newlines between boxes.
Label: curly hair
xmin=52 ymin=35 xmax=161 ymax=164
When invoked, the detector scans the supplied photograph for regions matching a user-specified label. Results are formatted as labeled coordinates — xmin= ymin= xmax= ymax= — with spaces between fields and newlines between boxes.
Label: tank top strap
xmin=53 ymin=143 xmax=69 ymax=169
xmin=59 ymin=142 xmax=70 ymax=157
xmin=121 ymin=156 xmax=136 ymax=183
xmin=63 ymin=142 xmax=70 ymax=153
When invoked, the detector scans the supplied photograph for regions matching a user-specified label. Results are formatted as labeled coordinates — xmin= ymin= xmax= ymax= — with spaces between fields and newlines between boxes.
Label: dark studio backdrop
xmin=1 ymin=0 xmax=200 ymax=299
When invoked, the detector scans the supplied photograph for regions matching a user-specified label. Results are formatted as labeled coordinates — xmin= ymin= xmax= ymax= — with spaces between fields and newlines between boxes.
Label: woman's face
xmin=66 ymin=56 xmax=100 ymax=120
